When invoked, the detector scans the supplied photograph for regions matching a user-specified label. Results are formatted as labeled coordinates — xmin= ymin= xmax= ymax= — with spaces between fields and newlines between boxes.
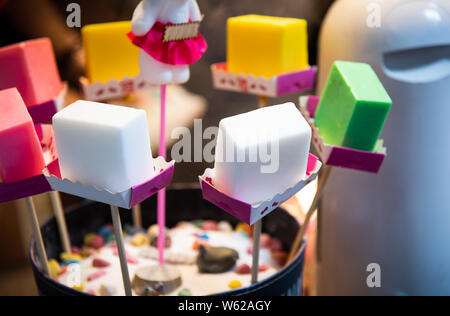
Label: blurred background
xmin=0 ymin=0 xmax=334 ymax=295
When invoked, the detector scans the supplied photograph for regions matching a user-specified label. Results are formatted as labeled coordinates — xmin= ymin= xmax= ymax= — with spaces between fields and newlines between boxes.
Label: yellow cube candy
xmin=227 ymin=15 xmax=309 ymax=78
xmin=82 ymin=21 xmax=140 ymax=83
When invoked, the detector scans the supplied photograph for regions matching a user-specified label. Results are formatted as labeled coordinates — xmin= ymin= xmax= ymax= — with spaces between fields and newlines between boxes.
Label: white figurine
xmin=129 ymin=0 xmax=207 ymax=85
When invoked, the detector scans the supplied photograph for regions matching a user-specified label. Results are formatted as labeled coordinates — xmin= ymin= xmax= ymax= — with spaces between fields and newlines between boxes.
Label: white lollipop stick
xmin=110 ymin=205 xmax=133 ymax=296
xmin=26 ymin=197 xmax=49 ymax=275
xmin=49 ymin=191 xmax=71 ymax=253
xmin=251 ymin=219 xmax=262 ymax=284
xmin=287 ymin=165 xmax=333 ymax=263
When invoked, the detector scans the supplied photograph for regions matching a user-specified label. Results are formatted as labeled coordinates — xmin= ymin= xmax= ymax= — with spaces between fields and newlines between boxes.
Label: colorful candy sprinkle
xmin=191 ymin=220 xmax=204 ymax=229
xmin=89 ymin=235 xmax=105 ymax=250
xmin=178 ymin=288 xmax=192 ymax=296
xmin=80 ymin=247 xmax=95 ymax=258
xmin=202 ymin=220 xmax=218 ymax=231
xmin=193 ymin=239 xmax=210 ymax=251
xmin=198 ymin=234 xmax=209 ymax=240
xmin=60 ymin=252 xmax=82 ymax=263
xmin=236 ymin=264 xmax=251 ymax=275
xmin=92 ymin=258 xmax=111 ymax=268
xmin=73 ymin=284 xmax=85 ymax=291
xmin=130 ymin=232 xmax=149 ymax=247
xmin=87 ymin=270 xmax=107 ymax=282
xmin=259 ymin=264 xmax=271 ymax=272
xmin=229 ymin=280 xmax=242 ymax=290
xmin=105 ymin=234 xmax=115 ymax=243
xmin=84 ymin=233 xmax=98 ymax=246
xmin=98 ymin=226 xmax=113 ymax=239
xmin=236 ymin=223 xmax=252 ymax=237
xmin=48 ymin=259 xmax=61 ymax=278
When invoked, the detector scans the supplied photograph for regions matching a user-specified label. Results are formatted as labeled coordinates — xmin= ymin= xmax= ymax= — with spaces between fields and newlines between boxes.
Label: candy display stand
xmin=210 ymin=26 xmax=317 ymax=283
xmin=211 ymin=63 xmax=317 ymax=99
xmin=210 ymin=47 xmax=317 ymax=284
xmin=287 ymin=96 xmax=388 ymax=262
xmin=30 ymin=188 xmax=306 ymax=296
xmin=43 ymin=156 xmax=175 ymax=296
xmin=0 ymin=124 xmax=57 ymax=275
xmin=200 ymin=154 xmax=321 ymax=284
xmin=28 ymin=83 xmax=68 ymax=124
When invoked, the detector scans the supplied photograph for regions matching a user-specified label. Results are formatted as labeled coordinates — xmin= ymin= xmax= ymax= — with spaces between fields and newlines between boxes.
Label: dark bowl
xmin=30 ymin=187 xmax=306 ymax=296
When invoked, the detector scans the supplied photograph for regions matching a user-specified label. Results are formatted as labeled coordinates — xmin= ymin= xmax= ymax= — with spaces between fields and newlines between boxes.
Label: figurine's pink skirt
xmin=128 ymin=21 xmax=207 ymax=66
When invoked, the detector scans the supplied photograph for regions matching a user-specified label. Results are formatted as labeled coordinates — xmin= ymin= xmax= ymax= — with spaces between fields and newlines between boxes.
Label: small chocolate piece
xmin=197 ymin=245 xmax=239 ymax=274
xmin=150 ymin=234 xmax=172 ymax=249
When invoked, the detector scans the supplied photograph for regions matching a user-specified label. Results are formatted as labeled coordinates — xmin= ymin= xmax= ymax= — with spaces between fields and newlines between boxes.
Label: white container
xmin=317 ymin=0 xmax=450 ymax=295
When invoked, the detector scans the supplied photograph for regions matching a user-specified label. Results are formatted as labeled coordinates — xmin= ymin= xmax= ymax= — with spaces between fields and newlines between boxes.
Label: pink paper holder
xmin=211 ymin=63 xmax=317 ymax=98
xmin=79 ymin=75 xmax=153 ymax=102
xmin=199 ymin=154 xmax=321 ymax=226
xmin=43 ymin=157 xmax=175 ymax=209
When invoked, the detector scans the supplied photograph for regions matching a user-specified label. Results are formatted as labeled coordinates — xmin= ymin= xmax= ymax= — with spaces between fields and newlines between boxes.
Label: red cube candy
xmin=0 ymin=88 xmax=45 ymax=182
xmin=0 ymin=38 xmax=62 ymax=108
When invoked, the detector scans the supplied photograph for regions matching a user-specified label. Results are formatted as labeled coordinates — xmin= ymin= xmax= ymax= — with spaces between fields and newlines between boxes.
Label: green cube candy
xmin=314 ymin=61 xmax=392 ymax=151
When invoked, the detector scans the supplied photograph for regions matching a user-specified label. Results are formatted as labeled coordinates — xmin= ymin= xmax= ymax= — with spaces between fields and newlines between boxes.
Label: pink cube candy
xmin=0 ymin=38 xmax=62 ymax=108
xmin=0 ymin=88 xmax=45 ymax=182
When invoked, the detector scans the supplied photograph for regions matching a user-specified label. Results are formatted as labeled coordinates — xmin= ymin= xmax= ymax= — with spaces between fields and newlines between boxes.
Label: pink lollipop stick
xmin=157 ymin=85 xmax=167 ymax=265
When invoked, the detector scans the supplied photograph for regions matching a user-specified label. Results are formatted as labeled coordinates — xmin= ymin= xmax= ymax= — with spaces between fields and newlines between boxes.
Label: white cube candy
xmin=214 ymin=103 xmax=311 ymax=204
xmin=53 ymin=101 xmax=154 ymax=193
